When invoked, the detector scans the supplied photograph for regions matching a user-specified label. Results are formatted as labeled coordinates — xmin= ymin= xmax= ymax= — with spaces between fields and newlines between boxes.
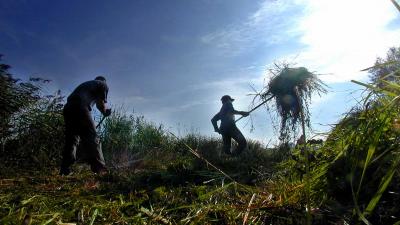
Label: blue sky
xmin=1 ymin=0 xmax=400 ymax=144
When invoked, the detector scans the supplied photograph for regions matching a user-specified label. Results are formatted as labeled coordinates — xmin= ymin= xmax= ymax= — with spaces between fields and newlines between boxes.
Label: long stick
xmin=235 ymin=95 xmax=274 ymax=122
xmin=96 ymin=116 xmax=106 ymax=129
xmin=391 ymin=0 xmax=400 ymax=12
xmin=296 ymin=88 xmax=311 ymax=225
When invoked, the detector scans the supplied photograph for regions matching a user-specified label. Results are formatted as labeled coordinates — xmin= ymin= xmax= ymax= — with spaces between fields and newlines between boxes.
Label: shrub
xmin=0 ymin=56 xmax=64 ymax=172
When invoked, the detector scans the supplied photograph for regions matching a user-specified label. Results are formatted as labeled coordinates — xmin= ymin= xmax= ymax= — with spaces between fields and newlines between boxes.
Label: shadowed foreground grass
xmin=0 ymin=164 xmax=311 ymax=225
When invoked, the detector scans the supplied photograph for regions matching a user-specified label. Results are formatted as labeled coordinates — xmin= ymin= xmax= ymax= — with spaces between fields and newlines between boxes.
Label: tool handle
xmin=235 ymin=95 xmax=274 ymax=122
xmin=96 ymin=116 xmax=106 ymax=129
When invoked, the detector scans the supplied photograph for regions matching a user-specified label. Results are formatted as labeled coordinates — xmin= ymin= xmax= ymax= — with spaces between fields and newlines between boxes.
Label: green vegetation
xmin=1 ymin=45 xmax=400 ymax=224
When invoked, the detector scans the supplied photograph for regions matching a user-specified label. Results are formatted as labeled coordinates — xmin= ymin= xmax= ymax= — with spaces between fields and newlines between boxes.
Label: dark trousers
xmin=220 ymin=125 xmax=247 ymax=155
xmin=61 ymin=103 xmax=105 ymax=173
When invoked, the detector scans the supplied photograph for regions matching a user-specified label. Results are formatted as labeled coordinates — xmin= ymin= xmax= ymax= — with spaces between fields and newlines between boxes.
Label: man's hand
xmin=214 ymin=128 xmax=221 ymax=134
xmin=104 ymin=108 xmax=112 ymax=117
xmin=242 ymin=111 xmax=250 ymax=117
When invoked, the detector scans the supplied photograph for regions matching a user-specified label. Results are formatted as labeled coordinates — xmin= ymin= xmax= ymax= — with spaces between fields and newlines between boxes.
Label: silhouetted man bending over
xmin=60 ymin=76 xmax=111 ymax=175
xmin=211 ymin=95 xmax=249 ymax=155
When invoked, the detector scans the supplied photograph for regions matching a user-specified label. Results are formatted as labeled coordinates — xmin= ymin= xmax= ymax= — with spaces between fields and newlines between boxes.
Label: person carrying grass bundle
xmin=60 ymin=76 xmax=112 ymax=176
xmin=211 ymin=95 xmax=249 ymax=156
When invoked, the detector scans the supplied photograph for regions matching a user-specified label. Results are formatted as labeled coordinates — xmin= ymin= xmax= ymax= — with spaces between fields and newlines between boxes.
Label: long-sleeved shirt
xmin=66 ymin=80 xmax=108 ymax=111
xmin=211 ymin=101 xmax=236 ymax=130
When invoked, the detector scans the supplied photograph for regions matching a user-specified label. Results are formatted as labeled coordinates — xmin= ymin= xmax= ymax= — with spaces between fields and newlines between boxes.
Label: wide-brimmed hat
xmin=221 ymin=95 xmax=235 ymax=102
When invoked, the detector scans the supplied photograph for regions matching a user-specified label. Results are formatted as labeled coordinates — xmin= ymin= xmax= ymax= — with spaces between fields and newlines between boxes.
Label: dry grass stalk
xmin=260 ymin=63 xmax=327 ymax=141
xmin=168 ymin=131 xmax=236 ymax=183
xmin=242 ymin=193 xmax=256 ymax=225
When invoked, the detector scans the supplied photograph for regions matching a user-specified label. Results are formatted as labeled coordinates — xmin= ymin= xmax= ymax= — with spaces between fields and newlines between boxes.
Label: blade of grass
xmin=363 ymin=157 xmax=400 ymax=217
xmin=89 ymin=208 xmax=98 ymax=225
xmin=361 ymin=60 xmax=398 ymax=71
xmin=350 ymin=176 xmax=372 ymax=225
xmin=242 ymin=193 xmax=256 ymax=225
xmin=351 ymin=80 xmax=397 ymax=97
xmin=356 ymin=142 xmax=378 ymax=198
xmin=40 ymin=213 xmax=60 ymax=225
xmin=21 ymin=195 xmax=38 ymax=205
xmin=381 ymin=79 xmax=400 ymax=92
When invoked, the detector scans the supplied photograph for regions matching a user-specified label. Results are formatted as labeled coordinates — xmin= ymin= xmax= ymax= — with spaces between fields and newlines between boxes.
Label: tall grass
xmin=346 ymin=78 xmax=400 ymax=224
xmin=99 ymin=107 xmax=281 ymax=182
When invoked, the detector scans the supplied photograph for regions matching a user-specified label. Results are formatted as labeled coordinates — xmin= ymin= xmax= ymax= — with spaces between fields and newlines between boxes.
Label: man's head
xmin=95 ymin=76 xmax=106 ymax=82
xmin=221 ymin=95 xmax=234 ymax=103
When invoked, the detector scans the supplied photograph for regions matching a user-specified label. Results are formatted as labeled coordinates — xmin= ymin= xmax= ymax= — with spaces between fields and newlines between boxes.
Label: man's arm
xmin=211 ymin=113 xmax=221 ymax=133
xmin=233 ymin=110 xmax=249 ymax=117
xmin=96 ymin=99 xmax=112 ymax=117
xmin=96 ymin=83 xmax=111 ymax=116
xmin=96 ymin=99 xmax=107 ymax=114
xmin=224 ymin=102 xmax=248 ymax=116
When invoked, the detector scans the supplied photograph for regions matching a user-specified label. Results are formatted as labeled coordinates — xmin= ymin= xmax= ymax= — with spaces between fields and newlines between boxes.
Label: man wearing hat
xmin=211 ymin=95 xmax=249 ymax=155
xmin=60 ymin=76 xmax=112 ymax=175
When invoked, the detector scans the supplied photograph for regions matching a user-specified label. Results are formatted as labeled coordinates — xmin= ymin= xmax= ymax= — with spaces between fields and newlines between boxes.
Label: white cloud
xmin=203 ymin=0 xmax=400 ymax=83
xmin=290 ymin=0 xmax=400 ymax=83
xmin=200 ymin=0 xmax=303 ymax=56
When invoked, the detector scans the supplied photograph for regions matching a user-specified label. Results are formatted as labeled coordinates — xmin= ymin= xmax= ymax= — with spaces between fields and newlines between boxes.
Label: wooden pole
xmin=235 ymin=95 xmax=275 ymax=122
xmin=96 ymin=116 xmax=106 ymax=129
xmin=296 ymin=88 xmax=312 ymax=225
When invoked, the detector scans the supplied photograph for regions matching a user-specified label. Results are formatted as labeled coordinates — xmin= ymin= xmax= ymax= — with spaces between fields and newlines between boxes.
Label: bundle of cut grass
xmin=261 ymin=64 xmax=327 ymax=141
